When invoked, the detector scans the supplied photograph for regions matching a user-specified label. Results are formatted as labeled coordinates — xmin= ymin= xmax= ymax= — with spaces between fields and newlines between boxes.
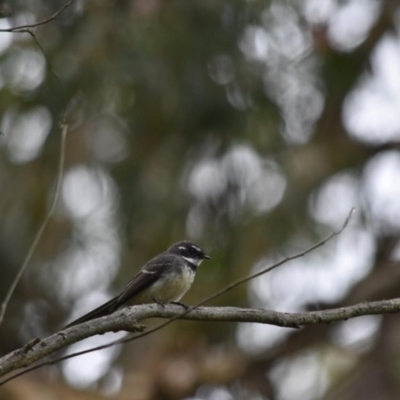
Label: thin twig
xmin=29 ymin=32 xmax=67 ymax=117
xmin=0 ymin=3 xmax=70 ymax=327
xmin=0 ymin=208 xmax=355 ymax=380
xmin=0 ymin=124 xmax=68 ymax=327
xmin=59 ymin=208 xmax=356 ymax=352
xmin=0 ymin=0 xmax=74 ymax=33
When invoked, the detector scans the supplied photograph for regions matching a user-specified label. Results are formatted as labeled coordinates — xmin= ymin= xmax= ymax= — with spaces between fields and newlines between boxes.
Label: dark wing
xmin=63 ymin=252 xmax=175 ymax=329
xmin=114 ymin=252 xmax=176 ymax=306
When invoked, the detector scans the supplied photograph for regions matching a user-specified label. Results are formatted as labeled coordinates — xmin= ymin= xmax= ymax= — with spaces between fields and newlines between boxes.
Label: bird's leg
xmin=170 ymin=301 xmax=190 ymax=310
xmin=152 ymin=296 xmax=165 ymax=308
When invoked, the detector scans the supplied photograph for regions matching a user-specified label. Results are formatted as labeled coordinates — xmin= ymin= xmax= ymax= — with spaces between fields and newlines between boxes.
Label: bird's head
xmin=168 ymin=241 xmax=210 ymax=267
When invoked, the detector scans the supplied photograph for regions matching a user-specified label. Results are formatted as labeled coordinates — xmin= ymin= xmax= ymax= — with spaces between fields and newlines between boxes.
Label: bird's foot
xmin=170 ymin=301 xmax=190 ymax=310
xmin=152 ymin=297 xmax=166 ymax=308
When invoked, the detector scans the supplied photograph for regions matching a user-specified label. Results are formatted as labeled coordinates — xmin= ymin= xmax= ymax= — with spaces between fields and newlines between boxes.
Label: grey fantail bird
xmin=64 ymin=241 xmax=210 ymax=328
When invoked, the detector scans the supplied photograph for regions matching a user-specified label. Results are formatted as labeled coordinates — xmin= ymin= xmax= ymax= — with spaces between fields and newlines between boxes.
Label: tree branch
xmin=0 ymin=208 xmax=356 ymax=383
xmin=0 ymin=0 xmax=75 ymax=33
xmin=0 ymin=0 xmax=71 ymax=327
xmin=0 ymin=123 xmax=68 ymax=327
xmin=1 ymin=299 xmax=400 ymax=384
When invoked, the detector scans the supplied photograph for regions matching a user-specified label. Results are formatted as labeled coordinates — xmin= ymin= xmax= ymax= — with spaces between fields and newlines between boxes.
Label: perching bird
xmin=64 ymin=241 xmax=210 ymax=328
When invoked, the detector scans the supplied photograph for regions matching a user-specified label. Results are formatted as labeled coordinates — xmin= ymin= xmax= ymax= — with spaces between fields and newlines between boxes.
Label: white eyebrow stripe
xmin=191 ymin=245 xmax=201 ymax=252
xmin=142 ymin=269 xmax=157 ymax=274
xmin=178 ymin=246 xmax=186 ymax=251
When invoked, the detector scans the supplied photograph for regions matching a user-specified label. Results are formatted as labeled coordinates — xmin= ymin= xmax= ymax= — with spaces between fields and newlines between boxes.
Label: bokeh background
xmin=1 ymin=0 xmax=400 ymax=399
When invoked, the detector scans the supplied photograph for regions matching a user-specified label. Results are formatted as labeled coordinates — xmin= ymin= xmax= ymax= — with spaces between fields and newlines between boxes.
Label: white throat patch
xmin=182 ymin=256 xmax=202 ymax=267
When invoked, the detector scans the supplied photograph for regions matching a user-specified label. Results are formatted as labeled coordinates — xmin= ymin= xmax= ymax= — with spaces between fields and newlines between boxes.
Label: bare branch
xmin=29 ymin=33 xmax=67 ymax=116
xmin=0 ymin=0 xmax=71 ymax=327
xmin=0 ymin=0 xmax=75 ymax=33
xmin=0 ymin=209 xmax=356 ymax=382
xmin=0 ymin=123 xmax=68 ymax=327
xmin=196 ymin=207 xmax=356 ymax=306
xmin=51 ymin=208 xmax=356 ymax=363
xmin=1 ymin=297 xmax=400 ymax=384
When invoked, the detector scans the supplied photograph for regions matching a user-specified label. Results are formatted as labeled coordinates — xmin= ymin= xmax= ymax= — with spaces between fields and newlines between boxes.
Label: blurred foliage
xmin=1 ymin=0 xmax=400 ymax=399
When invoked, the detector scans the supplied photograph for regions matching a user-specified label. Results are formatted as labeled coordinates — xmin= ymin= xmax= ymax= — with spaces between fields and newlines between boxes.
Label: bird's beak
xmin=204 ymin=254 xmax=211 ymax=260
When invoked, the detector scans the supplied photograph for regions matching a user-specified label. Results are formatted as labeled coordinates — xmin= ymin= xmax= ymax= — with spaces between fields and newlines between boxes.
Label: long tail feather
xmin=63 ymin=296 xmax=119 ymax=329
